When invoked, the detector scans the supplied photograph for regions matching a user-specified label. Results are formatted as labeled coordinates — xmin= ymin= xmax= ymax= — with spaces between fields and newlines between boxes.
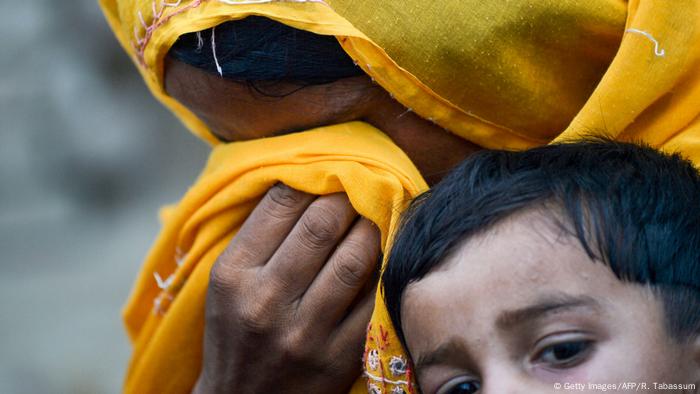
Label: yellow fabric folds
xmin=100 ymin=0 xmax=700 ymax=392
xmin=98 ymin=0 xmax=700 ymax=156
xmin=122 ymin=122 xmax=427 ymax=393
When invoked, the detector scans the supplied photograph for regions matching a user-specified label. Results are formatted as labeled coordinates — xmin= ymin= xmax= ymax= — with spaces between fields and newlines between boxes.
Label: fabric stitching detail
xmin=195 ymin=31 xmax=204 ymax=52
xmin=131 ymin=0 xmax=329 ymax=66
xmin=388 ymin=356 xmax=407 ymax=376
xmin=367 ymin=349 xmax=380 ymax=371
xmin=364 ymin=371 xmax=412 ymax=388
xmin=153 ymin=272 xmax=175 ymax=290
xmin=132 ymin=0 xmax=203 ymax=65
xmin=211 ymin=26 xmax=224 ymax=76
xmin=152 ymin=292 xmax=174 ymax=315
xmin=368 ymin=383 xmax=382 ymax=394
xmin=626 ymin=28 xmax=665 ymax=57
xmin=218 ymin=0 xmax=327 ymax=4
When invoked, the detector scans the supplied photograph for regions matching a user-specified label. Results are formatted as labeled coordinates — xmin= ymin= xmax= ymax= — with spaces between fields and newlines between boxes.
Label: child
xmin=383 ymin=140 xmax=700 ymax=394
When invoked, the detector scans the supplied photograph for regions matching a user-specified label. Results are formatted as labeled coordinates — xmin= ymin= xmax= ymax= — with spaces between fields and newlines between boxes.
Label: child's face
xmin=401 ymin=210 xmax=697 ymax=394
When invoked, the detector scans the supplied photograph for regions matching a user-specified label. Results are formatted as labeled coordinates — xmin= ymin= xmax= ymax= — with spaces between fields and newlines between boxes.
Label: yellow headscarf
xmin=99 ymin=1 xmax=700 ymax=393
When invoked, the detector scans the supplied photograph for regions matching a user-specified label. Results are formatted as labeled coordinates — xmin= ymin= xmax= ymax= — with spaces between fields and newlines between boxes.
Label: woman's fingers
xmin=200 ymin=187 xmax=379 ymax=393
xmin=215 ymin=183 xmax=315 ymax=271
xmin=328 ymin=284 xmax=377 ymax=379
xmin=263 ymin=193 xmax=358 ymax=300
xmin=300 ymin=218 xmax=380 ymax=330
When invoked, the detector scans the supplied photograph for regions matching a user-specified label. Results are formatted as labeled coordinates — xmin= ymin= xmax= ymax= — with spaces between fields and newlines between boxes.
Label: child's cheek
xmin=531 ymin=365 xmax=591 ymax=385
xmin=529 ymin=346 xmax=683 ymax=390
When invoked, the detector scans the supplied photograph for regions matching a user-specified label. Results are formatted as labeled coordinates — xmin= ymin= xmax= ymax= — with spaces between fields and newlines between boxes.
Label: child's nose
xmin=480 ymin=366 xmax=552 ymax=394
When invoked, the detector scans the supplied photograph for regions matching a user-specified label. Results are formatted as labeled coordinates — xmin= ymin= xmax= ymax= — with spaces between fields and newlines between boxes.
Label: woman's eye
xmin=535 ymin=340 xmax=592 ymax=368
xmin=436 ymin=378 xmax=481 ymax=394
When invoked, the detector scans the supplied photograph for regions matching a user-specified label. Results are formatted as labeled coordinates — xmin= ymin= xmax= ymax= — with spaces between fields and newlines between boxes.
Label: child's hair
xmin=383 ymin=139 xmax=700 ymax=347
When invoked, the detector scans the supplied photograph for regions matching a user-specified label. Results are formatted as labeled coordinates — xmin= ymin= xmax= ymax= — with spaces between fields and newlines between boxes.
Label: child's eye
xmin=534 ymin=339 xmax=593 ymax=368
xmin=436 ymin=377 xmax=481 ymax=394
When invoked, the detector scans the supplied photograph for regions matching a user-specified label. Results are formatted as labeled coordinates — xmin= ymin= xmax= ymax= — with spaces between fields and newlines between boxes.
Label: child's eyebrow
xmin=495 ymin=293 xmax=601 ymax=331
xmin=414 ymin=338 xmax=475 ymax=373
xmin=413 ymin=294 xmax=602 ymax=374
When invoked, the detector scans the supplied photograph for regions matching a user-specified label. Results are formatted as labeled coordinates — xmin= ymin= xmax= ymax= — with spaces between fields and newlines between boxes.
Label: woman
xmin=99 ymin=1 xmax=700 ymax=393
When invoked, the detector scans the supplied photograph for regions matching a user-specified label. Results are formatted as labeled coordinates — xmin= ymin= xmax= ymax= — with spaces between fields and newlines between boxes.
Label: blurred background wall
xmin=0 ymin=1 xmax=209 ymax=393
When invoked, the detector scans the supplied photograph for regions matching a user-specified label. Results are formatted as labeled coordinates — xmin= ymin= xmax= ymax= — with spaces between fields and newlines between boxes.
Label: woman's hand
xmin=193 ymin=184 xmax=380 ymax=394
